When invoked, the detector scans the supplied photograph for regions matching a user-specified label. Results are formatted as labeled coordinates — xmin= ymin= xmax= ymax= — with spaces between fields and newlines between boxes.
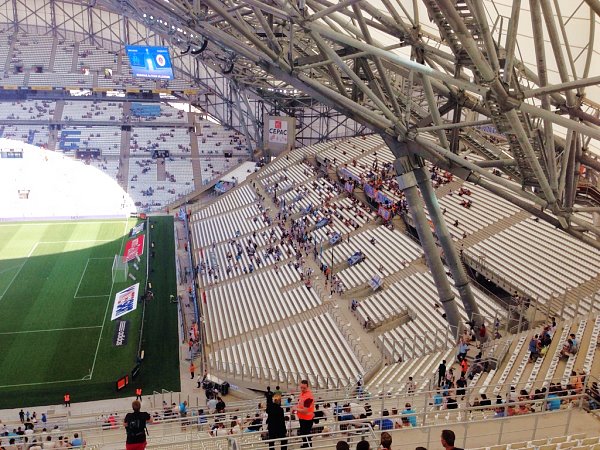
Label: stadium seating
xmin=210 ymin=312 xmax=364 ymax=387
xmin=465 ymin=218 xmax=600 ymax=302
xmin=63 ymin=100 xmax=123 ymax=122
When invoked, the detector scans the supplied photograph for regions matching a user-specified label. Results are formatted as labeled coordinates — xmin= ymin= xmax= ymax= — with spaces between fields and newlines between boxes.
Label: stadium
xmin=0 ymin=0 xmax=599 ymax=449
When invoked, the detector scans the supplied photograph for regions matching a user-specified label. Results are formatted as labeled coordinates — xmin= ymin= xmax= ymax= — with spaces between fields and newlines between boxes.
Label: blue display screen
xmin=125 ymin=45 xmax=174 ymax=80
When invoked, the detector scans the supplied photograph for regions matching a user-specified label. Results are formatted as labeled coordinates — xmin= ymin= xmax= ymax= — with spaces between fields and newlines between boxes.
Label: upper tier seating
xmin=57 ymin=126 xmax=121 ymax=156
xmin=465 ymin=218 xmax=600 ymax=302
xmin=63 ymin=101 xmax=123 ymax=122
xmin=9 ymin=34 xmax=52 ymax=71
xmin=130 ymin=127 xmax=191 ymax=154
xmin=0 ymin=100 xmax=54 ymax=120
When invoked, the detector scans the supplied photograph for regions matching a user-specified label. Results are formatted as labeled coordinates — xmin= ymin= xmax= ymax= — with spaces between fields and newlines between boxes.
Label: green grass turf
xmin=0 ymin=217 xmax=180 ymax=408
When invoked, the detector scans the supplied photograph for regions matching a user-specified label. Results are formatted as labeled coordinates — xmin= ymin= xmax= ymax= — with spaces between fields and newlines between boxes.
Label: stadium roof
xmin=95 ymin=0 xmax=600 ymax=244
xmin=1 ymin=0 xmax=599 ymax=245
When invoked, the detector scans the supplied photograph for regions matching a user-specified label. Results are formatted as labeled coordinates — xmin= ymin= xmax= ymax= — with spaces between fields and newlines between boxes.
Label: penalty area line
xmin=0 ymin=375 xmax=92 ymax=389
xmin=0 ymin=242 xmax=37 ymax=301
xmin=0 ymin=325 xmax=103 ymax=335
xmin=73 ymin=259 xmax=91 ymax=299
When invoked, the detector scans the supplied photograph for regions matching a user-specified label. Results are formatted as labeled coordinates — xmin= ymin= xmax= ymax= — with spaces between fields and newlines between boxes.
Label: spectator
xmin=441 ymin=430 xmax=463 ymax=450
xmin=438 ymin=360 xmax=446 ymax=387
xmin=401 ymin=403 xmax=417 ymax=427
xmin=70 ymin=433 xmax=86 ymax=448
xmin=266 ymin=394 xmax=287 ymax=450
xmin=372 ymin=410 xmax=393 ymax=430
xmin=337 ymin=442 xmax=350 ymax=450
xmin=357 ymin=441 xmax=370 ymax=450
xmin=124 ymin=400 xmax=152 ymax=450
xmin=380 ymin=432 xmax=393 ymax=450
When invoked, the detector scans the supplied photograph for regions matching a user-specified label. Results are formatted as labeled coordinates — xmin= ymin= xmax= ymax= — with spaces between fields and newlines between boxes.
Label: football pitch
xmin=0 ymin=217 xmax=180 ymax=408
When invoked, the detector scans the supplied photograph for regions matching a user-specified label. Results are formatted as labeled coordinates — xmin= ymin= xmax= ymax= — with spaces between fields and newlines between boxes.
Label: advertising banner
xmin=112 ymin=320 xmax=130 ymax=347
xmin=123 ymin=234 xmax=145 ymax=263
xmin=364 ymin=184 xmax=377 ymax=199
xmin=378 ymin=206 xmax=391 ymax=220
xmin=129 ymin=223 xmax=145 ymax=237
xmin=111 ymin=283 xmax=139 ymax=321
xmin=268 ymin=118 xmax=288 ymax=144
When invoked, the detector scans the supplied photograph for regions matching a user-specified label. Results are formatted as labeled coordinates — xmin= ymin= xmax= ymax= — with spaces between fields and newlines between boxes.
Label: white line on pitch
xmin=0 ymin=265 xmax=22 ymax=275
xmin=39 ymin=240 xmax=114 ymax=244
xmin=74 ymin=294 xmax=110 ymax=299
xmin=0 ymin=325 xmax=102 ymax=335
xmin=0 ymin=375 xmax=92 ymax=389
xmin=73 ymin=259 xmax=91 ymax=299
xmin=0 ymin=220 xmax=128 ymax=227
xmin=27 ymin=242 xmax=39 ymax=258
xmin=89 ymin=219 xmax=132 ymax=380
xmin=0 ymin=242 xmax=37 ymax=300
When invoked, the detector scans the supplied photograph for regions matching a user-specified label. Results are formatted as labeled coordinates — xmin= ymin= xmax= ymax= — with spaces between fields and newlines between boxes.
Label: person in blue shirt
xmin=547 ymin=393 xmax=561 ymax=411
xmin=401 ymin=403 xmax=417 ymax=427
xmin=372 ymin=410 xmax=394 ymax=430
xmin=432 ymin=390 xmax=443 ymax=409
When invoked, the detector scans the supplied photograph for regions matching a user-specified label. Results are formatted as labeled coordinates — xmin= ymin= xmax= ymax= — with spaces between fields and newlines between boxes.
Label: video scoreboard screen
xmin=125 ymin=45 xmax=174 ymax=80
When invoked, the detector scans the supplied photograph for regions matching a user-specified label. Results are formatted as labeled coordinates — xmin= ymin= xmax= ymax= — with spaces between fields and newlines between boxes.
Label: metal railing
xmin=16 ymin=374 xmax=597 ymax=449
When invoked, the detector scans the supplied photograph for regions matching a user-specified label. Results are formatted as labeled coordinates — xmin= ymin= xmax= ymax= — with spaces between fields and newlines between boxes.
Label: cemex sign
xmin=113 ymin=320 xmax=130 ymax=347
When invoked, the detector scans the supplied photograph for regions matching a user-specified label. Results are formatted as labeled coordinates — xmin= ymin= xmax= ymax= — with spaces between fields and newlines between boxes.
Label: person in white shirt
xmin=43 ymin=435 xmax=57 ymax=449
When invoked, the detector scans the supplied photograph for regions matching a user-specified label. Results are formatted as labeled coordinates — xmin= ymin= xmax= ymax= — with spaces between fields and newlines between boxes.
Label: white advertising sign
xmin=268 ymin=119 xmax=288 ymax=144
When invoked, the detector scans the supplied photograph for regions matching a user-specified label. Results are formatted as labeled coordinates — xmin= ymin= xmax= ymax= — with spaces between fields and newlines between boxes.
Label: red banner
xmin=123 ymin=234 xmax=145 ymax=262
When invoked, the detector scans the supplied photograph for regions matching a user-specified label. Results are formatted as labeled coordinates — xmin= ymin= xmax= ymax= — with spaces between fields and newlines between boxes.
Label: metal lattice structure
xmin=0 ymin=0 xmax=365 ymax=151
xmin=88 ymin=0 xmax=600 ymax=242
xmin=1 ymin=0 xmax=600 ymax=327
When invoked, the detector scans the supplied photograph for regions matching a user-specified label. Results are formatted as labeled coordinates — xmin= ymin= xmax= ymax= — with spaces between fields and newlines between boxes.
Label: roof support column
xmin=414 ymin=166 xmax=481 ymax=323
xmin=384 ymin=136 xmax=461 ymax=336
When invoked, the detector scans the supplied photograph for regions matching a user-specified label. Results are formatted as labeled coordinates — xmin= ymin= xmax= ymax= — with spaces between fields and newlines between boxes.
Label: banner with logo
xmin=111 ymin=283 xmax=139 ymax=321
xmin=364 ymin=184 xmax=377 ymax=199
xmin=378 ymin=206 xmax=391 ymax=220
xmin=112 ymin=320 xmax=130 ymax=346
xmin=129 ymin=222 xmax=145 ymax=237
xmin=123 ymin=234 xmax=145 ymax=263
xmin=268 ymin=118 xmax=288 ymax=144
xmin=376 ymin=191 xmax=393 ymax=206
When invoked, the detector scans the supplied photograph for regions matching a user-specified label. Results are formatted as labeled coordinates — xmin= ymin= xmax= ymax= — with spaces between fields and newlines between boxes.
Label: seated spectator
xmin=372 ymin=410 xmax=393 ymax=430
xmin=559 ymin=339 xmax=575 ymax=358
xmin=528 ymin=335 xmax=541 ymax=362
xmin=547 ymin=393 xmax=561 ymax=411
xmin=70 ymin=433 xmax=85 ymax=448
xmin=380 ymin=432 xmax=393 ymax=450
xmin=401 ymin=403 xmax=417 ymax=427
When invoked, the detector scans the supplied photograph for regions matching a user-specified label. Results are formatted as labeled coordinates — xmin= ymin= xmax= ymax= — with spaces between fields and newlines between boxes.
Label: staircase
xmin=423 ymin=0 xmax=548 ymax=190
xmin=189 ymin=130 xmax=203 ymax=190
xmin=71 ymin=42 xmax=79 ymax=73
xmin=422 ymin=0 xmax=482 ymax=66
xmin=458 ymin=210 xmax=530 ymax=249
xmin=462 ymin=129 xmax=521 ymax=180
xmin=118 ymin=128 xmax=131 ymax=191
xmin=485 ymin=98 xmax=547 ymax=189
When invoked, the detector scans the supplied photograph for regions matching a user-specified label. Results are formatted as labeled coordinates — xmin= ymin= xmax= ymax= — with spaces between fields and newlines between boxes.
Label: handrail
xmin=136 ymin=392 xmax=591 ymax=449
xmin=19 ymin=373 xmax=594 ymax=447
